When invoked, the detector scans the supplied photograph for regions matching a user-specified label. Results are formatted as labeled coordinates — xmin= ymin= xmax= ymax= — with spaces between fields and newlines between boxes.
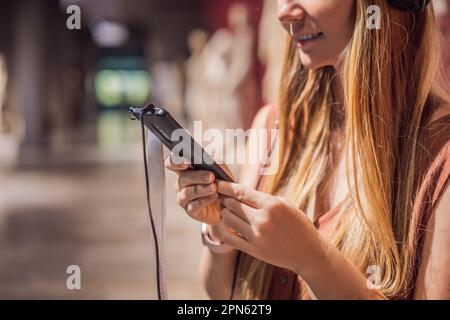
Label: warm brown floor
xmin=0 ymin=164 xmax=208 ymax=299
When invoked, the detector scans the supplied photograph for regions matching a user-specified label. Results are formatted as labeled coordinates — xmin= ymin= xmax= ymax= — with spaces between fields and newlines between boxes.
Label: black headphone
xmin=387 ymin=0 xmax=431 ymax=12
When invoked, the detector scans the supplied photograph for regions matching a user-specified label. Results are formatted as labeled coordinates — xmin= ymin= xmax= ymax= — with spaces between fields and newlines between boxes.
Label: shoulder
xmin=250 ymin=104 xmax=278 ymax=130
xmin=238 ymin=105 xmax=278 ymax=188
xmin=413 ymin=100 xmax=450 ymax=298
xmin=416 ymin=100 xmax=450 ymax=183
xmin=425 ymin=100 xmax=450 ymax=188
xmin=415 ymin=135 xmax=449 ymax=214
xmin=414 ymin=183 xmax=450 ymax=299
xmin=413 ymin=103 xmax=450 ymax=298
xmin=434 ymin=185 xmax=450 ymax=227
xmin=429 ymin=98 xmax=450 ymax=123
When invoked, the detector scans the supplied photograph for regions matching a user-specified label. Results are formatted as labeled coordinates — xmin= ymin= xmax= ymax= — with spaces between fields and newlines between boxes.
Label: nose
xmin=277 ymin=1 xmax=305 ymax=24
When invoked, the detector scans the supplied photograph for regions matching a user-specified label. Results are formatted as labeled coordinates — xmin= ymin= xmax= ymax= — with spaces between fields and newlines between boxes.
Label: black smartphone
xmin=129 ymin=104 xmax=235 ymax=183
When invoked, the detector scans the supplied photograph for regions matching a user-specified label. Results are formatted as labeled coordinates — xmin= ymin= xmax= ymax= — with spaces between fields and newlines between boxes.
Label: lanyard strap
xmin=140 ymin=109 xmax=167 ymax=300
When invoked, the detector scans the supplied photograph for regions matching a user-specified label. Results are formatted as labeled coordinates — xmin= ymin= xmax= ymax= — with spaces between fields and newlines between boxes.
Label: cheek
xmin=294 ymin=0 xmax=355 ymax=69
xmin=318 ymin=3 xmax=354 ymax=59
xmin=327 ymin=24 xmax=352 ymax=56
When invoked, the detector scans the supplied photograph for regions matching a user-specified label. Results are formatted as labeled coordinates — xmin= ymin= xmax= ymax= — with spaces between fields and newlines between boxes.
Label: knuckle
xmin=203 ymin=183 xmax=215 ymax=195
xmin=186 ymin=203 xmax=196 ymax=215
xmin=236 ymin=186 xmax=247 ymax=201
xmin=176 ymin=175 xmax=183 ymax=188
xmin=176 ymin=192 xmax=186 ymax=207
xmin=177 ymin=174 xmax=190 ymax=189
xmin=222 ymin=197 xmax=232 ymax=208
xmin=190 ymin=184 xmax=197 ymax=196
xmin=255 ymin=215 xmax=272 ymax=234
xmin=181 ymin=187 xmax=189 ymax=198
xmin=198 ymin=184 xmax=209 ymax=196
xmin=220 ymin=208 xmax=229 ymax=221
xmin=188 ymin=172 xmax=201 ymax=184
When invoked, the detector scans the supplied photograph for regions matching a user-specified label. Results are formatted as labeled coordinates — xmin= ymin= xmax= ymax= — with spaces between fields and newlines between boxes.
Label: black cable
xmin=139 ymin=106 xmax=163 ymax=300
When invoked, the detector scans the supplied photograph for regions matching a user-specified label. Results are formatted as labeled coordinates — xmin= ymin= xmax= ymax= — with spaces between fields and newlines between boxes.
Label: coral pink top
xmin=251 ymin=106 xmax=450 ymax=300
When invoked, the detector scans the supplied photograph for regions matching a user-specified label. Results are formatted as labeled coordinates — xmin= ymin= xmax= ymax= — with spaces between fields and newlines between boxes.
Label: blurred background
xmin=0 ymin=0 xmax=286 ymax=299
xmin=0 ymin=0 xmax=448 ymax=299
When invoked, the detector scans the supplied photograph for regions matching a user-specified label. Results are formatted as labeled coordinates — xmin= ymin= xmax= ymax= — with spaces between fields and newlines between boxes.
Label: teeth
xmin=298 ymin=33 xmax=321 ymax=41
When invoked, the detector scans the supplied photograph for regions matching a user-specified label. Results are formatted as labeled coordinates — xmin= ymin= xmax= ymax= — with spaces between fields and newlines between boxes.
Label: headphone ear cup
xmin=387 ymin=0 xmax=431 ymax=12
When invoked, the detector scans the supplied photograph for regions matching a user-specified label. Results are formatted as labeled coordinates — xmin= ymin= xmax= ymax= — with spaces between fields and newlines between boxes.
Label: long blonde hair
xmin=236 ymin=0 xmax=447 ymax=299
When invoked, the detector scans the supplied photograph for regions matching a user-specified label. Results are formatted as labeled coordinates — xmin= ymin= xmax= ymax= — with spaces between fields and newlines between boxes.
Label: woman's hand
xmin=217 ymin=180 xmax=389 ymax=299
xmin=216 ymin=180 xmax=328 ymax=276
xmin=165 ymin=155 xmax=234 ymax=226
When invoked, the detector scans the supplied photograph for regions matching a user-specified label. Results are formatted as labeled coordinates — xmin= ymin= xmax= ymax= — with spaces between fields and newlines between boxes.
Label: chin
xmin=298 ymin=51 xmax=332 ymax=70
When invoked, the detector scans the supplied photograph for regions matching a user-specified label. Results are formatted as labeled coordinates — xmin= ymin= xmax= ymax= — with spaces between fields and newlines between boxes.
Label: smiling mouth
xmin=296 ymin=32 xmax=324 ymax=44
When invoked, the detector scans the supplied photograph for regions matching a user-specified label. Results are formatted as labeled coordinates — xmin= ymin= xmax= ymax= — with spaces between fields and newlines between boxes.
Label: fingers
xmin=207 ymin=152 xmax=236 ymax=182
xmin=219 ymin=220 xmax=252 ymax=253
xmin=221 ymin=208 xmax=253 ymax=241
xmin=177 ymin=183 xmax=217 ymax=208
xmin=186 ymin=194 xmax=218 ymax=217
xmin=164 ymin=154 xmax=191 ymax=171
xmin=176 ymin=170 xmax=215 ymax=190
xmin=216 ymin=180 xmax=268 ymax=209
xmin=219 ymin=195 xmax=255 ymax=224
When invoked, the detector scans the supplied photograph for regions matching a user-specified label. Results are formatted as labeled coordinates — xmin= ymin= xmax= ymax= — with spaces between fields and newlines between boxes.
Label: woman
xmin=434 ymin=0 xmax=450 ymax=72
xmin=166 ymin=0 xmax=450 ymax=299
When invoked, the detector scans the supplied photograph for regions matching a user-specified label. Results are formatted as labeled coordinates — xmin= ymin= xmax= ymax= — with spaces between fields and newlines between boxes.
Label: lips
xmin=294 ymin=32 xmax=324 ymax=51
xmin=297 ymin=32 xmax=324 ymax=42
